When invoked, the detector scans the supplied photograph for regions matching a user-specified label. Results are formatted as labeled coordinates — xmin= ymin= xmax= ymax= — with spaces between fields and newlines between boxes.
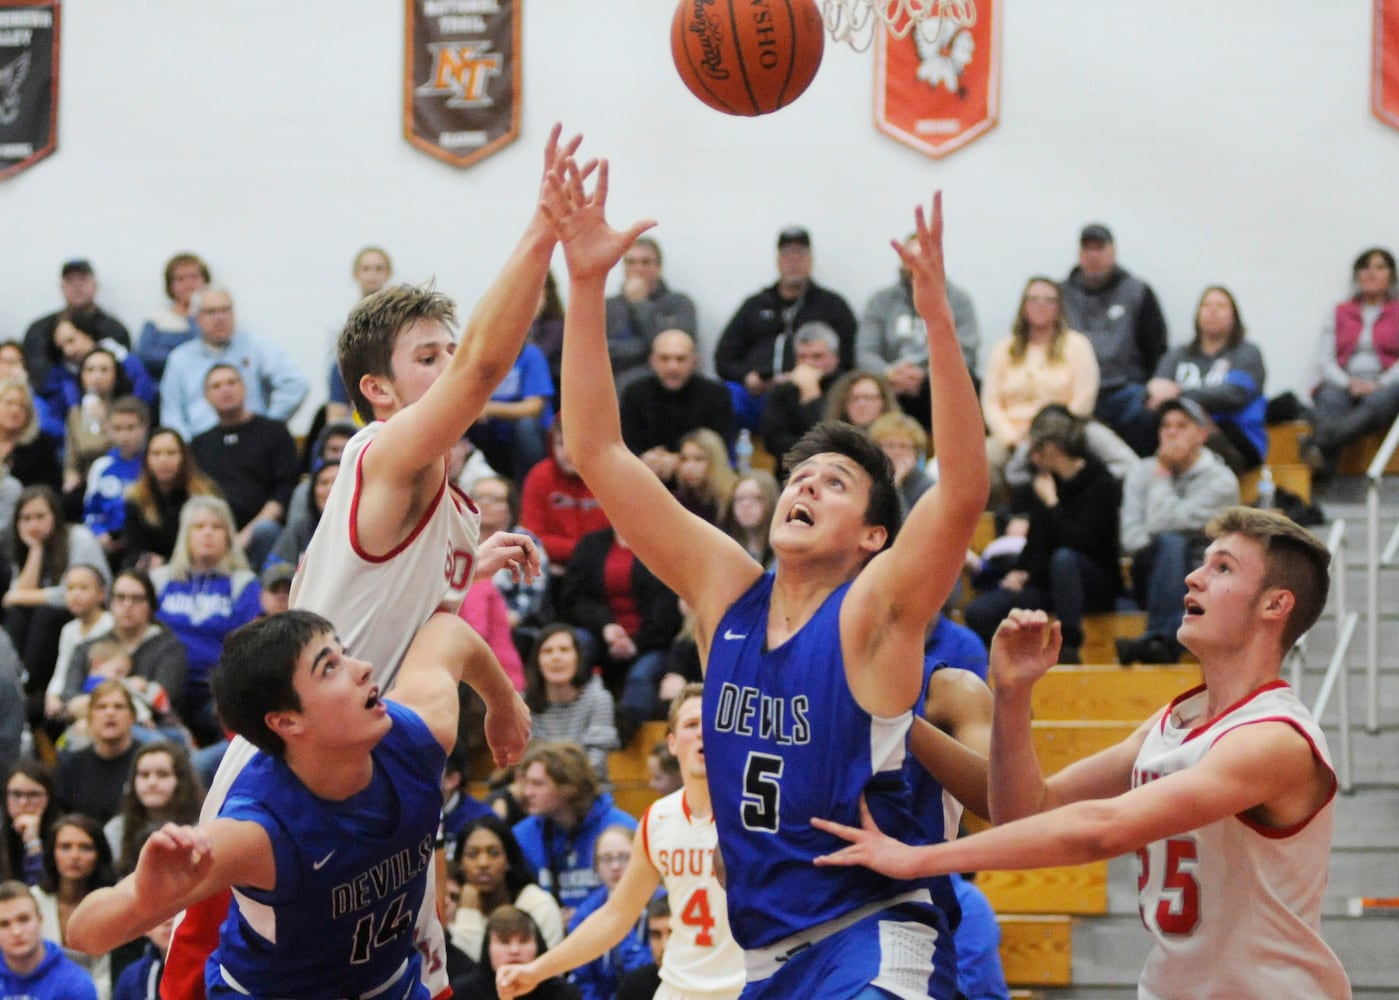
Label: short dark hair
xmin=1206 ymin=507 xmax=1331 ymax=651
xmin=203 ymin=363 xmax=242 ymax=388
xmin=646 ymin=893 xmax=671 ymax=921
xmin=211 ymin=610 xmax=335 ymax=756
xmin=782 ymin=421 xmax=902 ymax=551
xmin=1028 ymin=404 xmax=1088 ymax=459
xmin=524 ymin=625 xmax=591 ymax=712
xmin=108 ymin=394 xmax=151 ymax=425
xmin=1352 ymin=246 xmax=1396 ymax=294
xmin=338 ymin=283 xmax=456 ymax=423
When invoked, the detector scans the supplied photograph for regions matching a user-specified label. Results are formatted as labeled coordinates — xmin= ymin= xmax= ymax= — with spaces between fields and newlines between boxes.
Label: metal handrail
xmin=1312 ymin=611 xmax=1358 ymax=793
xmin=1363 ymin=416 xmax=1399 ymax=733
xmin=1291 ymin=519 xmax=1348 ymax=698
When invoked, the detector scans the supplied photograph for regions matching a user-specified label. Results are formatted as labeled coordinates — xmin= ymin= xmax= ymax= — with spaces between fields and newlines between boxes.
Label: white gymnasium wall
xmin=4 ymin=0 xmax=1398 ymax=431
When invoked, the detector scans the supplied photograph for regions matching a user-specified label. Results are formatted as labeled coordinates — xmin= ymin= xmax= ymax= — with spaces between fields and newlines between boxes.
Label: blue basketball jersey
xmin=211 ymin=701 xmax=444 ymax=1000
xmin=703 ymin=573 xmax=955 ymax=951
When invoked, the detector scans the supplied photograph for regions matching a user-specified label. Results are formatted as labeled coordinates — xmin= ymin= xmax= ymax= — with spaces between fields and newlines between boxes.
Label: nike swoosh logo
xmin=723 ymin=629 xmax=747 ymax=640
xmin=313 ymin=851 xmax=336 ymax=870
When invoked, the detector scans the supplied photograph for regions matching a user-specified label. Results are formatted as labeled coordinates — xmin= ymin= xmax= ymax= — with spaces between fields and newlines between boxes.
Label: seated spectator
xmin=0 ymin=880 xmax=98 ymax=999
xmin=325 ymin=247 xmax=393 ymax=423
xmin=824 ymin=370 xmax=899 ymax=433
xmin=1307 ymin=247 xmax=1399 ymax=478
xmin=134 ymin=252 xmax=210 ymax=384
xmin=520 ymin=419 xmax=609 ymax=579
xmin=1148 ymin=286 xmax=1268 ymax=474
xmin=528 ymin=270 xmax=566 ymax=400
xmin=121 ymin=428 xmax=220 ymax=572
xmin=150 ymin=496 xmax=260 ymax=743
xmin=565 ymin=825 xmax=651 ymax=1000
xmin=441 ymin=862 xmax=478 ymax=983
xmin=559 ymin=528 xmax=682 ymax=734
xmin=0 ymin=340 xmax=61 ymax=443
xmin=1 ymin=763 xmax=59 ymax=886
xmin=102 ymin=741 xmax=202 ymax=876
xmin=56 ymin=639 xmax=181 ymax=753
xmin=604 ymin=238 xmax=698 ymax=393
xmin=61 ymin=351 xmax=138 ymax=517
xmin=455 ymin=906 xmax=581 ymax=1000
xmin=450 ymin=814 xmax=565 ymax=963
xmin=719 ymin=470 xmax=778 ymax=567
xmin=266 ymin=459 xmax=339 ymax=572
xmin=758 ymin=321 xmax=845 ymax=472
xmin=469 ymin=341 xmax=554 ymax=482
xmin=619 ymin=330 xmax=735 ymax=485
xmin=285 ymin=418 xmax=354 ymax=518
xmin=31 ymin=813 xmax=115 ymax=996
xmin=471 ymin=475 xmax=550 ymax=640
xmin=869 ymin=411 xmax=934 ymax=516
xmin=859 ymin=241 xmax=981 ymax=420
xmin=1115 ymin=398 xmax=1239 ymax=664
xmin=524 ymin=625 xmax=619 ymax=783
xmin=43 ymin=565 xmax=113 ymax=731
xmin=1061 ymin=224 xmax=1169 ymax=456
xmin=963 ymin=407 xmax=1122 ymax=664
xmin=111 ymin=912 xmax=172 ymax=1000
xmin=0 ymin=376 xmax=61 ymax=493
xmin=3 ymin=486 xmax=110 ymax=712
xmin=22 ymin=259 xmax=130 ymax=395
xmin=615 ymin=896 xmax=669 ymax=1000
xmin=512 ymin=742 xmax=637 ymax=918
xmin=714 ymin=227 xmax=856 ymax=430
xmin=190 ymin=364 xmax=300 ymax=570
xmin=0 ymin=654 xmax=23 ymax=810
xmin=61 ymin=570 xmax=188 ymax=737
xmin=645 ymin=740 xmax=681 ymax=797
xmin=43 ymin=313 xmax=155 ymax=421
xmin=54 ymin=681 xmax=142 ymax=824
xmin=982 ymin=277 xmax=1099 ymax=504
xmin=671 ymin=428 xmax=736 ymax=525
xmin=256 ymin=563 xmax=292 ymax=618
xmin=158 ymin=285 xmax=308 ymax=442
xmin=81 ymin=397 xmax=150 ymax=570
xmin=440 ymin=751 xmax=493 ymax=858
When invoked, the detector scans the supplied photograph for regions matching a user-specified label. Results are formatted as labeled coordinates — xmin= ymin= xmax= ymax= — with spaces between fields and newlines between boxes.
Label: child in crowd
xmin=82 ymin=397 xmax=150 ymax=569
xmin=44 ymin=565 xmax=113 ymax=727
xmin=58 ymin=639 xmax=176 ymax=750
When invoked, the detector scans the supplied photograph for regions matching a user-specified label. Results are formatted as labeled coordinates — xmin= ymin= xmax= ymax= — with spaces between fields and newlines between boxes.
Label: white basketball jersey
xmin=1132 ymin=681 xmax=1350 ymax=1000
xmin=641 ymin=790 xmax=745 ymax=999
xmin=290 ymin=421 xmax=481 ymax=690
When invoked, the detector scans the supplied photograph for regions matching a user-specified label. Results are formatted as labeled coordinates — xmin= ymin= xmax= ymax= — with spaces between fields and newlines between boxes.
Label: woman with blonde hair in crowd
xmin=0 ymin=374 xmax=61 ymax=493
xmin=671 ymin=428 xmax=736 ymax=524
xmin=325 ymin=246 xmax=394 ymax=423
xmin=718 ymin=469 xmax=778 ymax=568
xmin=825 ymin=370 xmax=899 ymax=431
xmin=868 ymin=411 xmax=935 ymax=515
xmin=981 ymin=276 xmax=1099 ymax=503
xmin=121 ymin=428 xmax=220 ymax=572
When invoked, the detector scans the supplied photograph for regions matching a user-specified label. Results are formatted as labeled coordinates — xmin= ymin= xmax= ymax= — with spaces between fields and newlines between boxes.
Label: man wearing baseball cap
xmin=21 ymin=260 xmax=133 ymax=390
xmin=1060 ymin=224 xmax=1168 ymax=457
xmin=1116 ymin=396 xmax=1239 ymax=664
xmin=713 ymin=226 xmax=857 ymax=429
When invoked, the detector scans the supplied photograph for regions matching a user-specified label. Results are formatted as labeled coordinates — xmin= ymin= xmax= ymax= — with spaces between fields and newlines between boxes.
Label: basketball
xmin=670 ymin=0 xmax=825 ymax=117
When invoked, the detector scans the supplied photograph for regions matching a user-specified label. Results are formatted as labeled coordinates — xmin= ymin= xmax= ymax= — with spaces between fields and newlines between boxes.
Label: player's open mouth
xmin=787 ymin=504 xmax=814 ymax=526
xmin=365 ymin=687 xmax=381 ymax=709
xmin=1184 ymin=599 xmax=1203 ymax=616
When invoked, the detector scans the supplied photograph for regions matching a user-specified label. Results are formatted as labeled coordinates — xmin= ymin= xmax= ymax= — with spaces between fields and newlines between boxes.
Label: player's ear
xmin=1260 ymin=586 xmax=1294 ymax=623
xmin=265 ymin=709 xmax=303 ymax=741
xmin=359 ymin=372 xmax=394 ymax=411
xmin=859 ymin=524 xmax=887 ymax=556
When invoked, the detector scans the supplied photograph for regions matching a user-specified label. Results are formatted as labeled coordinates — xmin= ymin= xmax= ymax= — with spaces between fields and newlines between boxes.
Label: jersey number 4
xmin=741 ymin=752 xmax=783 ymax=832
xmin=680 ymin=887 xmax=716 ymax=946
xmin=350 ymin=892 xmax=413 ymax=964
xmin=1136 ymin=837 xmax=1200 ymax=935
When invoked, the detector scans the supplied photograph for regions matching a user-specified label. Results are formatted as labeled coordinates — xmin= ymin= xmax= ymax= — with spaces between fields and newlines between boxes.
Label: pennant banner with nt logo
xmin=874 ymin=1 xmax=999 ymax=160
xmin=0 ymin=0 xmax=58 ymax=181
xmin=1376 ymin=0 xmax=1399 ymax=131
xmin=405 ymin=0 xmax=519 ymax=168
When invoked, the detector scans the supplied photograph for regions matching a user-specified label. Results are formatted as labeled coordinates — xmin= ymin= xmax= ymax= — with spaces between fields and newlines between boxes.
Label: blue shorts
xmin=739 ymin=895 xmax=959 ymax=1000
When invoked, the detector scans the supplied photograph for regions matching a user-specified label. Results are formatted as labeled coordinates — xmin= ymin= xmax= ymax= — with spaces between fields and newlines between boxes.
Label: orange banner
xmin=1376 ymin=0 xmax=1399 ymax=130
xmin=874 ymin=1 xmax=999 ymax=159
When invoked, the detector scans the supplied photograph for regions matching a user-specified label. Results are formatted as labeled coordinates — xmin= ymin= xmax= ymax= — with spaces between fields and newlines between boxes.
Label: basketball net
xmin=821 ymin=0 xmax=976 ymax=52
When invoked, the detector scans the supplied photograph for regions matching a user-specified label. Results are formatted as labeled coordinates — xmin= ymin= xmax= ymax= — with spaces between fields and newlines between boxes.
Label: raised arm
xmin=495 ymin=824 xmax=661 ymax=999
xmin=547 ymin=159 xmax=759 ymax=635
xmin=67 ymin=819 xmax=272 ymax=955
xmin=844 ymin=195 xmax=990 ymax=714
xmin=365 ymin=125 xmax=579 ymax=486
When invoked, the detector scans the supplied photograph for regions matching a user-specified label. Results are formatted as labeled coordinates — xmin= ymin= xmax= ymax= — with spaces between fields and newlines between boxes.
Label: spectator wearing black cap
xmin=1115 ymin=397 xmax=1239 ymax=664
xmin=21 ymin=261 xmax=131 ymax=393
xmin=713 ymin=226 xmax=857 ymax=429
xmin=602 ymin=237 xmax=698 ymax=393
xmin=1060 ymin=224 xmax=1169 ymax=457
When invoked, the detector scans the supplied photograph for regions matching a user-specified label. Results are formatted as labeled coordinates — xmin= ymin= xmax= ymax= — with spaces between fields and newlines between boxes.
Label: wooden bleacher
xmin=1339 ymin=428 xmax=1399 ymax=475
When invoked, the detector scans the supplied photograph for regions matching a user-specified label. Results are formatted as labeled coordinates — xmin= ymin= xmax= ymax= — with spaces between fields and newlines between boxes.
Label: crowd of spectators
xmin=0 ymin=228 xmax=1388 ymax=997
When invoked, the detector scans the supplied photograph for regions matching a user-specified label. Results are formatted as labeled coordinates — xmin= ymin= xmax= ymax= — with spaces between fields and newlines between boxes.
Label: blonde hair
xmin=678 ymin=428 xmax=738 ymax=512
xmin=0 ymin=376 xmax=40 ymax=445
xmin=165 ymin=495 xmax=249 ymax=579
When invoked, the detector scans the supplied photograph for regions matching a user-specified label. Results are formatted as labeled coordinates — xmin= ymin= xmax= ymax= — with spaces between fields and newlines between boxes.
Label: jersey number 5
xmin=680 ymin=887 xmax=716 ymax=946
xmin=1136 ymin=837 xmax=1200 ymax=935
xmin=741 ymin=752 xmax=783 ymax=832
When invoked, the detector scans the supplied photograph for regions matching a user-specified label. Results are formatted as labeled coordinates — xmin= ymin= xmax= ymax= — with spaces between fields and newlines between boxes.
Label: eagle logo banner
xmin=0 ymin=0 xmax=58 ymax=181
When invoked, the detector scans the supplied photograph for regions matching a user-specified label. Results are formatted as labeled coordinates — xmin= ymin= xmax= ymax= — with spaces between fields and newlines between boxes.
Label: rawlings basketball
xmin=671 ymin=0 xmax=825 ymax=116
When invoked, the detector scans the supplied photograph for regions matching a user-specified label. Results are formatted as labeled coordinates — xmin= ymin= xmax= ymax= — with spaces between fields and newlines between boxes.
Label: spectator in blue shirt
xmin=468 ymin=343 xmax=555 ymax=482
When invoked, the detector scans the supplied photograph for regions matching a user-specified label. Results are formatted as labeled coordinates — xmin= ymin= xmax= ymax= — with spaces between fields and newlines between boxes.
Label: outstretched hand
xmin=132 ymin=823 xmax=214 ymax=904
xmin=811 ymin=798 xmax=932 ymax=882
xmin=989 ymin=608 xmax=1061 ymax=691
xmin=891 ymin=192 xmax=949 ymax=323
xmin=476 ymin=531 xmax=542 ymax=585
xmin=541 ymin=159 xmax=657 ymax=282
xmin=496 ymin=960 xmax=545 ymax=999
